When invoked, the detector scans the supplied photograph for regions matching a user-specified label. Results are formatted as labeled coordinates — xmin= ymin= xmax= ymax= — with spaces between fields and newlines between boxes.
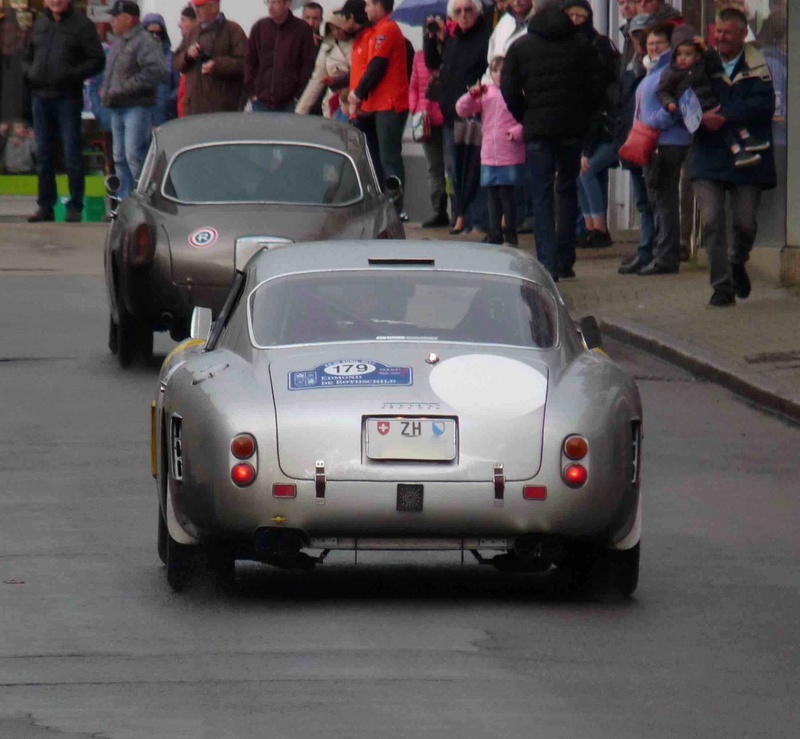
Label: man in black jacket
xmin=22 ymin=0 xmax=105 ymax=222
xmin=501 ymin=0 xmax=603 ymax=280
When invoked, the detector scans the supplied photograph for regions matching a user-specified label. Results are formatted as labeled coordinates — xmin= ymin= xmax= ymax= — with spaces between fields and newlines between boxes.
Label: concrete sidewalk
xmin=405 ymin=222 xmax=800 ymax=424
xmin=0 ymin=191 xmax=797 ymax=424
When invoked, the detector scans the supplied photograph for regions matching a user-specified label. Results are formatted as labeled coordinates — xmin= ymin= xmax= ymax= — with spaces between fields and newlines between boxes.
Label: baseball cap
xmin=628 ymin=13 xmax=653 ymax=33
xmin=109 ymin=1 xmax=141 ymax=17
xmin=191 ymin=0 xmax=216 ymax=6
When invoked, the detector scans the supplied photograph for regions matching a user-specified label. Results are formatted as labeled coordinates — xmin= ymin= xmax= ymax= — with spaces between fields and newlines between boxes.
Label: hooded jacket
xmin=635 ymin=48 xmax=691 ymax=147
xmin=101 ymin=23 xmax=165 ymax=109
xmin=408 ymin=50 xmax=444 ymax=127
xmin=141 ymin=13 xmax=181 ymax=124
xmin=485 ymin=5 xmax=536 ymax=71
xmin=423 ymin=16 xmax=491 ymax=126
xmin=22 ymin=4 xmax=105 ymax=99
xmin=500 ymin=7 xmax=604 ymax=141
xmin=656 ymin=25 xmax=723 ymax=113
xmin=456 ymin=83 xmax=524 ymax=167
xmin=295 ymin=33 xmax=354 ymax=117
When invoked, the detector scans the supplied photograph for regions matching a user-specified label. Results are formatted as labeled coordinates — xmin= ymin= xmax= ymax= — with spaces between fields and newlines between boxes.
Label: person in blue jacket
xmin=633 ymin=21 xmax=690 ymax=276
xmin=142 ymin=13 xmax=180 ymax=126
xmin=690 ymin=7 xmax=776 ymax=307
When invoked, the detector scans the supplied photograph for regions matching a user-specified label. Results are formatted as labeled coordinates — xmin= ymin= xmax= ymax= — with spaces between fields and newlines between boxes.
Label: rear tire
xmin=117 ymin=301 xmax=152 ymax=368
xmin=556 ymin=541 xmax=640 ymax=600
xmin=157 ymin=505 xmax=167 ymax=565
xmin=108 ymin=314 xmax=119 ymax=354
xmin=165 ymin=527 xmax=197 ymax=592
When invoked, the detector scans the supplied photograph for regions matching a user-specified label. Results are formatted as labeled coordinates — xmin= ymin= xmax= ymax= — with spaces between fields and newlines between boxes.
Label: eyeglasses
xmin=453 ymin=6 xmax=476 ymax=15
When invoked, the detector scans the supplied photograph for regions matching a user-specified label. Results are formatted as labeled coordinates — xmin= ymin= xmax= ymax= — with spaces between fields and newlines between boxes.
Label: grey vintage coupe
xmin=105 ymin=113 xmax=404 ymax=366
xmin=152 ymin=241 xmax=643 ymax=598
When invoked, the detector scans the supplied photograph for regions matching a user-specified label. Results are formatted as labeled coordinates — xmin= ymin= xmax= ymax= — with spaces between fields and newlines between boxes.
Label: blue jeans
xmin=526 ymin=138 xmax=582 ymax=279
xmin=111 ymin=106 xmax=152 ymax=200
xmin=629 ymin=167 xmax=655 ymax=264
xmin=32 ymin=94 xmax=85 ymax=211
xmin=577 ymin=142 xmax=618 ymax=219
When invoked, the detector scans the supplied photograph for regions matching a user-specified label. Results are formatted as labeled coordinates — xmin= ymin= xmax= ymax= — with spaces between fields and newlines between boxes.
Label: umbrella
xmin=392 ymin=0 xmax=448 ymax=26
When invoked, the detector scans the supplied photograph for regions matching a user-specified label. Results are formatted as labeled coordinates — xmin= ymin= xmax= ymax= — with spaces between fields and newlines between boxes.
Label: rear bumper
xmin=177 ymin=476 xmax=639 ymax=547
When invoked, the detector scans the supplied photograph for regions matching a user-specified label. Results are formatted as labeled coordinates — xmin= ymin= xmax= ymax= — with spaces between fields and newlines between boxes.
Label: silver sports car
xmin=152 ymin=241 xmax=643 ymax=598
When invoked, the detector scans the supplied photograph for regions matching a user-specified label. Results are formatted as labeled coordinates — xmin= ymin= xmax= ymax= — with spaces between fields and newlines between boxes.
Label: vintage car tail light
xmin=523 ymin=486 xmax=547 ymax=500
xmin=563 ymin=435 xmax=588 ymax=460
xmin=563 ymin=464 xmax=588 ymax=488
xmin=130 ymin=223 xmax=155 ymax=266
xmin=272 ymin=484 xmax=297 ymax=498
xmin=231 ymin=434 xmax=256 ymax=459
xmin=231 ymin=463 xmax=256 ymax=487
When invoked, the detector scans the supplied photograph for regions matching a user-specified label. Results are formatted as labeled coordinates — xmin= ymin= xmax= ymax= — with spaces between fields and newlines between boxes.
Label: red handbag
xmin=618 ymin=98 xmax=660 ymax=167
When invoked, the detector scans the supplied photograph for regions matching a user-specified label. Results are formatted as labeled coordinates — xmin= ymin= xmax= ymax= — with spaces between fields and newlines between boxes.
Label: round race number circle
xmin=189 ymin=227 xmax=219 ymax=249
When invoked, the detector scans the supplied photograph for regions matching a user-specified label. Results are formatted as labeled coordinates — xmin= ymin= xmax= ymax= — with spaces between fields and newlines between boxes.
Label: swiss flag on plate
xmin=377 ymin=421 xmax=391 ymax=435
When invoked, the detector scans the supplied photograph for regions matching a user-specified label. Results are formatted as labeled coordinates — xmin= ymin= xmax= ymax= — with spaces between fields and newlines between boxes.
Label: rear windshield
xmin=163 ymin=143 xmax=361 ymax=205
xmin=249 ymin=270 xmax=557 ymax=348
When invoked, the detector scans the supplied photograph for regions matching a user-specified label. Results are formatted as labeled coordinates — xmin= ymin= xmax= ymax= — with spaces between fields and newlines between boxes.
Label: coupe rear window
xmin=163 ymin=143 xmax=361 ymax=204
xmin=249 ymin=270 xmax=557 ymax=348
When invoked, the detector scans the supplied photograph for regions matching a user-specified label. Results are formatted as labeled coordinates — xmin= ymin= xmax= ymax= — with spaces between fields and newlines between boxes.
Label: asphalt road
xmin=1 ymin=266 xmax=799 ymax=739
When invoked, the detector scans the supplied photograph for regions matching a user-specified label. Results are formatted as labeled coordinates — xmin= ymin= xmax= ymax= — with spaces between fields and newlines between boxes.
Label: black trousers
xmin=486 ymin=185 xmax=517 ymax=244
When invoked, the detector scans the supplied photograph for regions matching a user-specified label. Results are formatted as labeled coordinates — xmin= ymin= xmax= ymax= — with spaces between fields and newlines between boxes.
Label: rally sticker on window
xmin=288 ymin=360 xmax=413 ymax=390
xmin=188 ymin=227 xmax=218 ymax=248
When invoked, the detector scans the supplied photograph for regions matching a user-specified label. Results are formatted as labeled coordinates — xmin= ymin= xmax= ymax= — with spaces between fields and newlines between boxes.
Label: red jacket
xmin=245 ymin=14 xmax=317 ymax=108
xmin=409 ymin=51 xmax=443 ymax=127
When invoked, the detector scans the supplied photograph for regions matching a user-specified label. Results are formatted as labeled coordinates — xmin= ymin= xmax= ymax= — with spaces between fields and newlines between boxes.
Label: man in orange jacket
xmin=349 ymin=0 xmax=408 ymax=212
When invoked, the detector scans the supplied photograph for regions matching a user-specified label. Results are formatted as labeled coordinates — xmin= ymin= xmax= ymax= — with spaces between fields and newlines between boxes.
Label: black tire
xmin=157 ymin=504 xmax=167 ymax=565
xmin=206 ymin=546 xmax=236 ymax=593
xmin=117 ymin=301 xmax=152 ymax=368
xmin=165 ymin=527 xmax=197 ymax=592
xmin=556 ymin=541 xmax=640 ymax=600
xmin=108 ymin=313 xmax=119 ymax=354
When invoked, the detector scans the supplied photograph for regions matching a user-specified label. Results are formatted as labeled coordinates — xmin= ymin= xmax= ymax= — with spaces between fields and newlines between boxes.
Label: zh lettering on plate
xmin=288 ymin=360 xmax=413 ymax=390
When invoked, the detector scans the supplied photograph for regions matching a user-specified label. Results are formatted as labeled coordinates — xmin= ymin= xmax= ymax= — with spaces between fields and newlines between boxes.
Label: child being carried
xmin=656 ymin=25 xmax=769 ymax=168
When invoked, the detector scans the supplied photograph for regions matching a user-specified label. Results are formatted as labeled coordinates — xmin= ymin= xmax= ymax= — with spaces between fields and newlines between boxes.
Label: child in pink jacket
xmin=455 ymin=56 xmax=524 ymax=245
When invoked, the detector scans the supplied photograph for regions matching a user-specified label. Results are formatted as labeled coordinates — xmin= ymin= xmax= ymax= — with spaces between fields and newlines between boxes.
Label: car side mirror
xmin=105 ymin=174 xmax=121 ymax=216
xmin=385 ymin=175 xmax=403 ymax=210
xmin=190 ymin=307 xmax=214 ymax=342
xmin=578 ymin=315 xmax=603 ymax=351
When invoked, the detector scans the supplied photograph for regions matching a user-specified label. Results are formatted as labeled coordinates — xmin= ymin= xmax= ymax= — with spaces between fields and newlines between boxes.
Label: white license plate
xmin=365 ymin=418 xmax=457 ymax=461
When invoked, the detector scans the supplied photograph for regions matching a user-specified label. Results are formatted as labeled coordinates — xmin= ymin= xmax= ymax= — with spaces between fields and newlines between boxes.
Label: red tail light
xmin=231 ymin=463 xmax=256 ymax=487
xmin=563 ymin=435 xmax=588 ymax=460
xmin=272 ymin=484 xmax=297 ymax=498
xmin=130 ymin=224 xmax=155 ymax=266
xmin=231 ymin=434 xmax=256 ymax=459
xmin=563 ymin=464 xmax=588 ymax=488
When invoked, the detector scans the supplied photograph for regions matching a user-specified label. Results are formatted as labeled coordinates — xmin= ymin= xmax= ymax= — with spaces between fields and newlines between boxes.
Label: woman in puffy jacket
xmin=456 ymin=55 xmax=524 ymax=245
xmin=295 ymin=13 xmax=354 ymax=118
xmin=409 ymin=49 xmax=448 ymax=228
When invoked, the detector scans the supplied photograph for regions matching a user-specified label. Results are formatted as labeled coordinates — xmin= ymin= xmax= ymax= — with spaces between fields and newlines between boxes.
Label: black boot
xmin=503 ymin=230 xmax=518 ymax=246
xmin=422 ymin=195 xmax=449 ymax=228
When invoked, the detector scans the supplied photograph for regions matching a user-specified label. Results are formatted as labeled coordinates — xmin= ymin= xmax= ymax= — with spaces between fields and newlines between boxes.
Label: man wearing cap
xmin=245 ymin=0 xmax=317 ymax=112
xmin=174 ymin=0 xmax=247 ymax=116
xmin=101 ymin=1 xmax=164 ymax=201
xmin=21 ymin=0 xmax=105 ymax=223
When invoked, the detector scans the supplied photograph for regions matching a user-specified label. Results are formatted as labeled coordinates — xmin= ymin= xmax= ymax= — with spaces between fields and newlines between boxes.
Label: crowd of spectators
xmin=11 ymin=0 xmax=784 ymax=305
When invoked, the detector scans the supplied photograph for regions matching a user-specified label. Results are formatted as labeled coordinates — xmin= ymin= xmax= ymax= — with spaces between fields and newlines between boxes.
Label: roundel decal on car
xmin=429 ymin=355 xmax=547 ymax=420
xmin=188 ymin=227 xmax=219 ymax=249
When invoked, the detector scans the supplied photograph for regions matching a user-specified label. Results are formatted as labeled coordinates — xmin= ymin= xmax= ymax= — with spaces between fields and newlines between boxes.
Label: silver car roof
xmin=154 ymin=113 xmax=364 ymax=161
xmin=247 ymin=241 xmax=555 ymax=285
